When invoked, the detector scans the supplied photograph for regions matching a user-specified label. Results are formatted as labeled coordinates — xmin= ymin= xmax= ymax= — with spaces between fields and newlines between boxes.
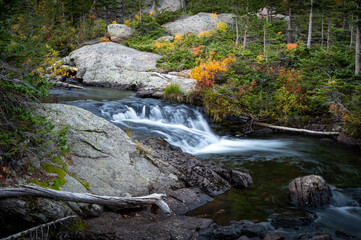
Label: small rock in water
xmin=270 ymin=210 xmax=317 ymax=229
xmin=288 ymin=175 xmax=331 ymax=208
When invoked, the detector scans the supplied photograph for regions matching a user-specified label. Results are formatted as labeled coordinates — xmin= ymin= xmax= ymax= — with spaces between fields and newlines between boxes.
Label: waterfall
xmin=105 ymin=100 xmax=287 ymax=155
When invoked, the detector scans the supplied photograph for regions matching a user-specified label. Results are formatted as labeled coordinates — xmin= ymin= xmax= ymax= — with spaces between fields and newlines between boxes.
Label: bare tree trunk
xmin=327 ymin=21 xmax=331 ymax=52
xmin=0 ymin=185 xmax=171 ymax=213
xmin=235 ymin=16 xmax=240 ymax=47
xmin=287 ymin=4 xmax=293 ymax=44
xmin=182 ymin=0 xmax=187 ymax=14
xmin=266 ymin=4 xmax=270 ymax=23
xmin=351 ymin=14 xmax=354 ymax=49
xmin=264 ymin=24 xmax=267 ymax=60
xmin=307 ymin=0 xmax=313 ymax=48
xmin=321 ymin=10 xmax=324 ymax=45
xmin=243 ymin=0 xmax=249 ymax=50
xmin=295 ymin=8 xmax=301 ymax=41
xmin=254 ymin=122 xmax=339 ymax=136
xmin=356 ymin=7 xmax=361 ymax=75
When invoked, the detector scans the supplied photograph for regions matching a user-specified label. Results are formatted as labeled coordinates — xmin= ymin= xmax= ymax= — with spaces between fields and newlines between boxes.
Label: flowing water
xmin=51 ymin=86 xmax=361 ymax=238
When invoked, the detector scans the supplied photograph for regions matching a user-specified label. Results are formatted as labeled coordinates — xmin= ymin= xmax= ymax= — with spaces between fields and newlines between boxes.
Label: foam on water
xmin=109 ymin=102 xmax=287 ymax=154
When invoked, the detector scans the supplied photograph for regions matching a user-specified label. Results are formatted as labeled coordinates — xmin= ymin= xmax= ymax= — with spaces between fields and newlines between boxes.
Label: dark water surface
xmin=48 ymin=86 xmax=361 ymax=238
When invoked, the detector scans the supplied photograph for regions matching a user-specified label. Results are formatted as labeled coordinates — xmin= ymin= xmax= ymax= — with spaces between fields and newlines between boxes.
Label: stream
xmin=48 ymin=86 xmax=361 ymax=238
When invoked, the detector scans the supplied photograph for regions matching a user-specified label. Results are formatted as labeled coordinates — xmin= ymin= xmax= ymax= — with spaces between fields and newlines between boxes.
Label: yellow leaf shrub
xmin=190 ymin=56 xmax=236 ymax=89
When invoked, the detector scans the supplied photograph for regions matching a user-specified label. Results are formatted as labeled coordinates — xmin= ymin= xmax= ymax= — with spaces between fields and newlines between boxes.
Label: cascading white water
xmin=109 ymin=102 xmax=287 ymax=155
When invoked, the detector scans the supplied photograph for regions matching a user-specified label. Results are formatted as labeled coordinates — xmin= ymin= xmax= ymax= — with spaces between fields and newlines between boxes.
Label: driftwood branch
xmin=3 ymin=215 xmax=77 ymax=240
xmin=254 ymin=122 xmax=339 ymax=136
xmin=54 ymin=82 xmax=84 ymax=89
xmin=0 ymin=185 xmax=171 ymax=213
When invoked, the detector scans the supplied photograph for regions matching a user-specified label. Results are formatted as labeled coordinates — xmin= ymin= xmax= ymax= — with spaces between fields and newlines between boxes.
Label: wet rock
xmin=163 ymin=12 xmax=235 ymax=35
xmin=335 ymin=230 xmax=356 ymax=239
xmin=288 ymin=175 xmax=331 ymax=208
xmin=270 ymin=210 xmax=317 ymax=229
xmin=165 ymin=188 xmax=213 ymax=214
xmin=337 ymin=132 xmax=361 ymax=148
xmin=295 ymin=233 xmax=333 ymax=240
xmin=0 ymin=197 xmax=76 ymax=238
xmin=251 ymin=128 xmax=273 ymax=136
xmin=264 ymin=233 xmax=284 ymax=240
xmin=107 ymin=24 xmax=135 ymax=42
xmin=56 ymin=212 xmax=212 ymax=240
xmin=141 ymin=138 xmax=253 ymax=196
xmin=198 ymin=221 xmax=269 ymax=240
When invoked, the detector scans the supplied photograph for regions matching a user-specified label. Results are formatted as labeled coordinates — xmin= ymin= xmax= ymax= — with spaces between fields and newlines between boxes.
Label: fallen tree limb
xmin=253 ymin=122 xmax=339 ymax=136
xmin=3 ymin=215 xmax=77 ymax=240
xmin=0 ymin=185 xmax=171 ymax=214
xmin=54 ymin=82 xmax=84 ymax=89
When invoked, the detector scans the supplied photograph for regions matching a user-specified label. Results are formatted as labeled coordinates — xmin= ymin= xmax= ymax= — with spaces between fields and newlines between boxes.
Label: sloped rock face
xmin=288 ymin=175 xmax=331 ymax=208
xmin=163 ymin=12 xmax=235 ymax=35
xmin=107 ymin=24 xmax=135 ymax=42
xmin=43 ymin=104 xmax=170 ymax=197
xmin=69 ymin=42 xmax=195 ymax=97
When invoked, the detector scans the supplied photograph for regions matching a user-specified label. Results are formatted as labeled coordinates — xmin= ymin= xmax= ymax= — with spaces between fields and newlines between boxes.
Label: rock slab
xmin=69 ymin=42 xmax=195 ymax=97
xmin=163 ymin=12 xmax=235 ymax=35
xmin=288 ymin=175 xmax=331 ymax=208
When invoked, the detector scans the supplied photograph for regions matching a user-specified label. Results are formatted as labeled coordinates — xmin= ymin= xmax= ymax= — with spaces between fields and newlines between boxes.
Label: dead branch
xmin=54 ymin=82 xmax=84 ymax=89
xmin=254 ymin=122 xmax=339 ymax=136
xmin=3 ymin=215 xmax=77 ymax=240
xmin=0 ymin=185 xmax=171 ymax=214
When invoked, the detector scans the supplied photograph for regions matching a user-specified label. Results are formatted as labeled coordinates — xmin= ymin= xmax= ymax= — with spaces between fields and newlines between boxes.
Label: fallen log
xmin=2 ymin=215 xmax=78 ymax=240
xmin=253 ymin=122 xmax=339 ymax=136
xmin=0 ymin=185 xmax=171 ymax=213
xmin=54 ymin=82 xmax=84 ymax=89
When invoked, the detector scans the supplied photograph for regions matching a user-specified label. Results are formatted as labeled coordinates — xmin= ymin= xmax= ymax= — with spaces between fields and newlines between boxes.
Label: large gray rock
xmin=43 ymin=104 xmax=170 ymax=197
xmin=163 ymin=12 xmax=235 ymax=35
xmin=69 ymin=42 xmax=195 ymax=97
xmin=289 ymin=175 xmax=331 ymax=208
xmin=107 ymin=24 xmax=135 ymax=42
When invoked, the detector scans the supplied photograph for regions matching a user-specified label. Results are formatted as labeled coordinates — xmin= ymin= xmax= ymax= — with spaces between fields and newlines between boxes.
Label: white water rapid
xmin=107 ymin=101 xmax=287 ymax=155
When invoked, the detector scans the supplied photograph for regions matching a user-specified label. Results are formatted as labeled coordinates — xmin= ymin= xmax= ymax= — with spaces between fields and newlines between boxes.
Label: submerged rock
xmin=270 ymin=210 xmax=317 ymax=229
xmin=289 ymin=175 xmax=331 ymax=208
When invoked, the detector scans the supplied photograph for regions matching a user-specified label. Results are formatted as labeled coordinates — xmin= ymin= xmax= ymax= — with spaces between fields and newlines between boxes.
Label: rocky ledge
xmin=64 ymin=42 xmax=196 ymax=98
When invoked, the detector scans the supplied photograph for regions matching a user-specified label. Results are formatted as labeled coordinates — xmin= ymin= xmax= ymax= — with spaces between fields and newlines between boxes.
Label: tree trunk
xmin=351 ymin=14 xmax=354 ymax=49
xmin=356 ymin=11 xmax=360 ymax=75
xmin=321 ymin=10 xmax=324 ymax=45
xmin=266 ymin=4 xmax=270 ymax=23
xmin=253 ymin=122 xmax=339 ymax=136
xmin=243 ymin=0 xmax=249 ymax=50
xmin=327 ymin=21 xmax=331 ymax=52
xmin=0 ymin=185 xmax=171 ymax=213
xmin=264 ymin=23 xmax=267 ymax=59
xmin=295 ymin=8 xmax=301 ymax=41
xmin=182 ymin=0 xmax=187 ymax=14
xmin=307 ymin=0 xmax=313 ymax=48
xmin=235 ymin=16 xmax=240 ymax=47
xmin=287 ymin=4 xmax=293 ymax=44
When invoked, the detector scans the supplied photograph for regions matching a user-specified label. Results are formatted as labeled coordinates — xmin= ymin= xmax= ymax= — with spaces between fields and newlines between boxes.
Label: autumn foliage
xmin=191 ymin=56 xmax=236 ymax=89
